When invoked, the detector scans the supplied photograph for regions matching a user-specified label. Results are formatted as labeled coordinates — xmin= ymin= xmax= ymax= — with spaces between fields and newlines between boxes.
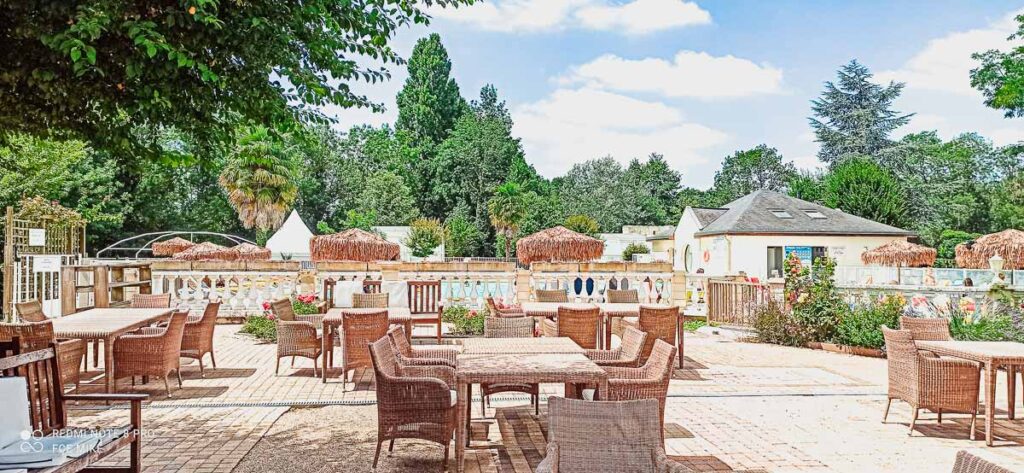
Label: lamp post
xmin=989 ymin=254 xmax=1005 ymax=285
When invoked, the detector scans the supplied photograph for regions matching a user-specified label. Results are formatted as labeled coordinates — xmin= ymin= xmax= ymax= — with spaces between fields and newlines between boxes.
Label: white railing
xmin=401 ymin=272 xmax=517 ymax=308
xmin=153 ymin=271 xmax=301 ymax=317
xmin=528 ymin=271 xmax=673 ymax=304
xmin=836 ymin=266 xmax=1022 ymax=288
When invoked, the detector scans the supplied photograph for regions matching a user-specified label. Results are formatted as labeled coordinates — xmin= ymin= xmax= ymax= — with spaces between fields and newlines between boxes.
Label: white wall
xmin=373 ymin=226 xmax=445 ymax=261
xmin=694 ymin=234 xmax=908 ymax=279
xmin=599 ymin=233 xmax=649 ymax=260
xmin=673 ymin=208 xmax=703 ymax=272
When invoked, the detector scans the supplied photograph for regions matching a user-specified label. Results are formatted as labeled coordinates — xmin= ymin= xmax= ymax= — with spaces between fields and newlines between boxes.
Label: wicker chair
xmin=881 ymin=327 xmax=980 ymax=436
xmin=113 ymin=311 xmax=188 ymax=396
xmin=272 ymin=298 xmax=322 ymax=377
xmin=181 ymin=301 xmax=220 ymax=377
xmin=14 ymin=300 xmax=47 ymax=322
xmin=606 ymin=289 xmax=639 ymax=303
xmin=387 ymin=325 xmax=458 ymax=368
xmin=340 ymin=309 xmax=390 ymax=389
xmin=535 ymin=289 xmax=569 ymax=303
xmin=584 ymin=327 xmax=647 ymax=367
xmin=540 ymin=305 xmax=602 ymax=349
xmin=482 ymin=315 xmax=540 ymax=415
xmin=899 ymin=316 xmax=952 ymax=341
xmin=131 ymin=293 xmax=172 ymax=308
xmin=637 ymin=305 xmax=679 ymax=366
xmin=486 ymin=296 xmax=526 ymax=317
xmin=536 ymin=397 xmax=692 ymax=473
xmin=368 ymin=336 xmax=457 ymax=469
xmin=952 ymin=450 xmax=1016 ymax=473
xmin=0 ymin=321 xmax=85 ymax=391
xmin=353 ymin=292 xmax=389 ymax=308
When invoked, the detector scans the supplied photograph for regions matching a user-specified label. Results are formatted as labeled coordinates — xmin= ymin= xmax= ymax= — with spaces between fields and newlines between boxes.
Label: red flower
xmin=266 ymin=314 xmax=276 ymax=321
xmin=262 ymin=301 xmax=271 ymax=311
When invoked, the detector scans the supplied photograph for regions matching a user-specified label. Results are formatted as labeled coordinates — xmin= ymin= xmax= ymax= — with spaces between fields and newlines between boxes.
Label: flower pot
xmin=847 ymin=345 xmax=885 ymax=358
xmin=805 ymin=342 xmax=822 ymax=350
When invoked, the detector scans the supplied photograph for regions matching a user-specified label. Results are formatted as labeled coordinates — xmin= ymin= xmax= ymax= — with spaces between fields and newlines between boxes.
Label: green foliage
xmin=240 ymin=315 xmax=276 ymax=342
xmin=358 ymin=171 xmax=419 ymax=226
xmin=564 ymin=215 xmax=600 ymax=237
xmin=822 ymin=157 xmax=908 ymax=228
xmin=488 ymin=183 xmax=527 ymax=259
xmin=624 ymin=153 xmax=683 ymax=224
xmin=621 ymin=243 xmax=650 ymax=262
xmin=558 ymin=156 xmax=672 ymax=232
xmin=683 ymin=319 xmax=707 ymax=332
xmin=219 ymin=126 xmax=298 ymax=233
xmin=397 ymin=33 xmax=468 ymax=147
xmin=936 ymin=230 xmax=981 ymax=260
xmin=836 ymin=297 xmax=904 ymax=349
xmin=444 ymin=203 xmax=484 ymax=257
xmin=971 ymin=15 xmax=1024 ymax=118
xmin=950 ymin=315 xmax=1021 ymax=342
xmin=15 ymin=197 xmax=87 ymax=228
xmin=711 ymin=145 xmax=797 ymax=203
xmin=753 ymin=298 xmax=803 ymax=346
xmin=789 ymin=255 xmax=847 ymax=343
xmin=810 ymin=60 xmax=912 ymax=166
xmin=990 ymin=171 xmax=1024 ymax=231
xmin=787 ymin=171 xmax=825 ymax=203
xmin=442 ymin=304 xmax=484 ymax=335
xmin=405 ymin=218 xmax=445 ymax=258
xmin=292 ymin=301 xmax=320 ymax=316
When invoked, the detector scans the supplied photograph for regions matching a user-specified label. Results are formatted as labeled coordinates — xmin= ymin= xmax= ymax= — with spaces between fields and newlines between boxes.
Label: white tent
xmin=266 ymin=210 xmax=313 ymax=260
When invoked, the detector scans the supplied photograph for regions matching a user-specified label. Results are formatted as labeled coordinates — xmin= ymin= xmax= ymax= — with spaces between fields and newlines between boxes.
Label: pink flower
xmin=469 ymin=310 xmax=478 ymax=318
xmin=262 ymin=301 xmax=271 ymax=311
xmin=266 ymin=314 xmax=276 ymax=321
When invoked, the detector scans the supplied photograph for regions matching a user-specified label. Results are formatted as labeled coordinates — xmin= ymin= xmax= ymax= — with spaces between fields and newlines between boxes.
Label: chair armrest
xmin=134 ymin=326 xmax=166 ymax=336
xmin=379 ymin=376 xmax=454 ymax=410
xmin=411 ymin=346 xmax=460 ymax=365
xmin=584 ymin=348 xmax=622 ymax=361
xmin=401 ymin=355 xmax=457 ymax=369
xmin=400 ymin=364 xmax=456 ymax=388
xmin=64 ymin=393 xmax=149 ymax=403
xmin=603 ymin=366 xmax=650 ymax=380
xmin=540 ymin=318 xmax=558 ymax=338
xmin=535 ymin=444 xmax=558 ymax=473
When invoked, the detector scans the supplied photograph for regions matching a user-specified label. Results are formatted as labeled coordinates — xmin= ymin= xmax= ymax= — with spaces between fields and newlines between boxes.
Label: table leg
xmin=455 ymin=381 xmax=469 ymax=473
xmin=322 ymin=325 xmax=330 ymax=384
xmin=677 ymin=315 xmax=684 ymax=369
xmin=986 ymin=362 xmax=996 ymax=446
xmin=1009 ymin=365 xmax=1017 ymax=421
xmin=404 ymin=320 xmax=412 ymax=342
xmin=104 ymin=336 xmax=115 ymax=394
xmin=604 ymin=315 xmax=612 ymax=349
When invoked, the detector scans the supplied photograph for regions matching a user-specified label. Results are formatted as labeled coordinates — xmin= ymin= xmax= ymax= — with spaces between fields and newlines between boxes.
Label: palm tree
xmin=219 ymin=126 xmax=298 ymax=242
xmin=488 ymin=182 xmax=526 ymax=258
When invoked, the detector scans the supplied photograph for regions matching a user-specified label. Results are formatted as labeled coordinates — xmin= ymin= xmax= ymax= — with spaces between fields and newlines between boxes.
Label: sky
xmin=324 ymin=0 xmax=1024 ymax=189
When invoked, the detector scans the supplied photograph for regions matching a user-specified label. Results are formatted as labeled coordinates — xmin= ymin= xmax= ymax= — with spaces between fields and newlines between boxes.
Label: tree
xmin=488 ymin=183 xmax=527 ymax=259
xmin=356 ymin=171 xmax=419 ymax=226
xmin=219 ymin=126 xmax=298 ymax=242
xmin=822 ymin=157 xmax=908 ymax=228
xmin=675 ymin=187 xmax=721 ymax=212
xmin=990 ymin=171 xmax=1024 ymax=231
xmin=564 ymin=215 xmax=600 ymax=238
xmin=810 ymin=61 xmax=912 ymax=165
xmin=396 ymin=33 xmax=467 ymax=147
xmin=0 ymin=1 xmax=470 ymax=159
xmin=405 ymin=218 xmax=445 ymax=258
xmin=711 ymin=145 xmax=796 ymax=203
xmin=557 ymin=157 xmax=651 ymax=232
xmin=624 ymin=153 xmax=682 ymax=224
xmin=971 ymin=14 xmax=1024 ymax=118
xmin=622 ymin=243 xmax=650 ymax=262
xmin=787 ymin=171 xmax=825 ymax=204
xmin=444 ymin=203 xmax=484 ymax=257
xmin=936 ymin=230 xmax=980 ymax=261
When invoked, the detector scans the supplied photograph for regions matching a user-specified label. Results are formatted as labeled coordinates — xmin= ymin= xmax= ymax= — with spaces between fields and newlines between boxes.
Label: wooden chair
xmin=181 ymin=301 xmax=221 ymax=377
xmin=606 ymin=289 xmax=639 ymax=303
xmin=341 ymin=309 xmax=390 ymax=389
xmin=363 ymin=279 xmax=382 ymax=293
xmin=535 ymin=289 xmax=569 ymax=303
xmin=480 ymin=315 xmax=540 ymax=415
xmin=113 ymin=311 xmax=189 ymax=396
xmin=386 ymin=325 xmax=458 ymax=368
xmin=882 ymin=327 xmax=980 ymax=436
xmin=637 ymin=305 xmax=679 ymax=366
xmin=0 ymin=343 xmax=147 ymax=473
xmin=271 ymin=298 xmax=322 ymax=377
xmin=537 ymin=397 xmax=689 ymax=473
xmin=15 ymin=299 xmax=47 ymax=322
xmin=540 ymin=305 xmax=601 ymax=349
xmin=353 ymin=292 xmax=389 ymax=309
xmin=408 ymin=280 xmax=443 ymax=342
xmin=0 ymin=321 xmax=85 ymax=392
xmin=131 ymin=293 xmax=171 ymax=308
xmin=368 ymin=336 xmax=456 ymax=469
xmin=584 ymin=326 xmax=647 ymax=367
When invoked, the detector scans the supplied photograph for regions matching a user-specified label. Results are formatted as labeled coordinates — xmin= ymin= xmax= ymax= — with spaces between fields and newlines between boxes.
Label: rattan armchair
xmin=606 ymin=289 xmax=639 ymax=303
xmin=540 ymin=305 xmax=601 ymax=349
xmin=353 ymin=292 xmax=389 ymax=308
xmin=482 ymin=315 xmax=540 ymax=415
xmin=486 ymin=296 xmax=526 ymax=317
xmin=584 ymin=327 xmax=647 ymax=367
xmin=535 ymin=289 xmax=569 ymax=303
xmin=131 ymin=293 xmax=172 ymax=308
xmin=14 ymin=300 xmax=47 ymax=322
xmin=272 ymin=298 xmax=322 ymax=377
xmin=536 ymin=397 xmax=692 ymax=473
xmin=368 ymin=336 xmax=456 ymax=469
xmin=340 ymin=309 xmax=390 ymax=389
xmin=113 ymin=311 xmax=188 ymax=396
xmin=0 ymin=321 xmax=85 ymax=391
xmin=387 ymin=325 xmax=458 ymax=368
xmin=952 ymin=450 xmax=1016 ymax=473
xmin=881 ymin=327 xmax=980 ymax=436
xmin=181 ymin=301 xmax=220 ymax=377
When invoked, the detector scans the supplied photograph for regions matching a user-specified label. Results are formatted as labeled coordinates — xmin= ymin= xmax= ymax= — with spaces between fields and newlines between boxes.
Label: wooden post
xmin=94 ymin=266 xmax=110 ymax=308
xmin=2 ymin=206 xmax=13 ymax=319
xmin=60 ymin=266 xmax=78 ymax=315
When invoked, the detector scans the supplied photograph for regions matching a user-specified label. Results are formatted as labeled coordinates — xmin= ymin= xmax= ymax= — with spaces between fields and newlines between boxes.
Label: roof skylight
xmin=803 ymin=210 xmax=827 ymax=219
xmin=769 ymin=209 xmax=792 ymax=219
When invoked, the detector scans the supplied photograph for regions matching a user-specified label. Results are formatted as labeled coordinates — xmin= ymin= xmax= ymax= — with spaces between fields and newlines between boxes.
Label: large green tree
xmin=711 ymin=145 xmax=796 ymax=203
xmin=990 ymin=171 xmax=1024 ymax=231
xmin=810 ymin=61 xmax=912 ymax=166
xmin=557 ymin=157 xmax=653 ymax=232
xmin=356 ymin=171 xmax=419 ymax=226
xmin=822 ymin=157 xmax=909 ymax=228
xmin=624 ymin=153 xmax=682 ymax=224
xmin=971 ymin=14 xmax=1024 ymax=117
xmin=488 ymin=182 xmax=526 ymax=258
xmin=0 ymin=1 xmax=471 ymax=159
xmin=396 ymin=33 xmax=468 ymax=146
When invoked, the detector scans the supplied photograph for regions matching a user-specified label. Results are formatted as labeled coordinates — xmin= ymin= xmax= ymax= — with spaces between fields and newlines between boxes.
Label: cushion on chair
xmin=0 ymin=378 xmax=31 ymax=449
xmin=450 ymin=390 xmax=458 ymax=407
xmin=581 ymin=389 xmax=596 ymax=401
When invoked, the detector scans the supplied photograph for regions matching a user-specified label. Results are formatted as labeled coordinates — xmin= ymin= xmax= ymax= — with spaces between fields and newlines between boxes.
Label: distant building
xmin=599 ymin=225 xmax=676 ymax=262
xmin=599 ymin=232 xmax=649 ymax=261
xmin=373 ymin=226 xmax=445 ymax=261
xmin=674 ymin=190 xmax=913 ymax=278
xmin=265 ymin=210 xmax=313 ymax=260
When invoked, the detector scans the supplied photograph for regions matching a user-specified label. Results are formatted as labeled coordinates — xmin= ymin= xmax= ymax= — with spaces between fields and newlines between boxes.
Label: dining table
xmin=453 ymin=337 xmax=607 ymax=473
xmin=319 ymin=307 xmax=412 ymax=383
xmin=915 ymin=340 xmax=1024 ymax=446
xmin=50 ymin=307 xmax=174 ymax=394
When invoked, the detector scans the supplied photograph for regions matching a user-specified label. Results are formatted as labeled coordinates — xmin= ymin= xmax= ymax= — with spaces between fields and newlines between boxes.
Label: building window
xmin=769 ymin=209 xmax=792 ymax=219
xmin=802 ymin=209 xmax=827 ymax=219
xmin=767 ymin=247 xmax=784 ymax=278
xmin=684 ymin=245 xmax=693 ymax=272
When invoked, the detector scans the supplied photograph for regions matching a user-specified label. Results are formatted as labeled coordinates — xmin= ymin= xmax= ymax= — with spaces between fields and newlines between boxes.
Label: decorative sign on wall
xmin=784 ymin=246 xmax=813 ymax=267
xmin=28 ymin=228 xmax=46 ymax=247
xmin=32 ymin=255 xmax=61 ymax=273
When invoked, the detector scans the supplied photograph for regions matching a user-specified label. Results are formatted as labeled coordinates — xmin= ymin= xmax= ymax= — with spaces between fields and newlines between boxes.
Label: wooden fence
xmin=706 ymin=279 xmax=779 ymax=327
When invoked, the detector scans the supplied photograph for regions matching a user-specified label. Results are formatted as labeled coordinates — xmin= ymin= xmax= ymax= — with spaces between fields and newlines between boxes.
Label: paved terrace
xmin=67 ymin=326 xmax=1024 ymax=472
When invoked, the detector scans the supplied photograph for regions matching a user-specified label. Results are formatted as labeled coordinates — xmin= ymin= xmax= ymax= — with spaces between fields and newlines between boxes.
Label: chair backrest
xmin=386 ymin=326 xmax=413 ymax=358
xmin=184 ymin=301 xmax=220 ymax=350
xmin=0 ymin=343 xmax=67 ymax=435
xmin=342 ymin=310 xmax=390 ymax=370
xmin=131 ymin=293 xmax=171 ymax=308
xmin=353 ymin=292 xmax=389 ymax=309
xmin=162 ymin=312 xmax=190 ymax=365
xmin=952 ymin=450 xmax=1016 ymax=473
xmin=485 ymin=296 xmax=499 ymax=313
xmin=899 ymin=316 xmax=951 ymax=341
xmin=638 ymin=305 xmax=677 ymax=362
xmin=619 ymin=327 xmax=648 ymax=365
xmin=546 ymin=397 xmax=662 ymax=473
xmin=0 ymin=320 xmax=58 ymax=353
xmin=606 ymin=289 xmax=639 ymax=304
xmin=15 ymin=300 xmax=47 ymax=323
xmin=368 ymin=336 xmax=400 ymax=379
xmin=270 ymin=298 xmax=297 ymax=321
xmin=363 ymin=279 xmax=382 ymax=294
xmin=536 ymin=289 xmax=569 ymax=303
xmin=882 ymin=326 xmax=920 ymax=401
xmin=557 ymin=305 xmax=601 ymax=349
xmin=484 ymin=316 xmax=534 ymax=338
xmin=642 ymin=339 xmax=677 ymax=381
xmin=408 ymin=280 xmax=441 ymax=314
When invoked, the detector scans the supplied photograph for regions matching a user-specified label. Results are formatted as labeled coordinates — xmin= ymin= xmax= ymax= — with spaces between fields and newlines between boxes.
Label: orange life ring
xmin=702 ymin=250 xmax=710 ymax=263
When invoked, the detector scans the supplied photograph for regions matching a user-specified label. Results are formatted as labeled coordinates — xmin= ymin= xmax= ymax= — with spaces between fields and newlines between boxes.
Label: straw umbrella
xmin=173 ymin=242 xmax=237 ymax=261
xmin=515 ymin=226 xmax=604 ymax=265
xmin=232 ymin=242 xmax=272 ymax=261
xmin=861 ymin=240 xmax=937 ymax=268
xmin=955 ymin=229 xmax=1024 ymax=270
xmin=152 ymin=237 xmax=195 ymax=257
xmin=309 ymin=228 xmax=400 ymax=262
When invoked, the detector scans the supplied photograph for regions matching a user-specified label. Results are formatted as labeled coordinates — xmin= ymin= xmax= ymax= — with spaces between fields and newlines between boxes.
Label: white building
xmin=265 ymin=210 xmax=313 ymax=260
xmin=674 ymin=190 xmax=913 ymax=279
xmin=599 ymin=232 xmax=649 ymax=261
xmin=373 ymin=226 xmax=445 ymax=261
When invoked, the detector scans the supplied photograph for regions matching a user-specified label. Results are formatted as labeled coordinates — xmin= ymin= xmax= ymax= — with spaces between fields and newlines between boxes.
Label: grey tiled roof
xmin=692 ymin=208 xmax=728 ymax=228
xmin=693 ymin=190 xmax=913 ymax=237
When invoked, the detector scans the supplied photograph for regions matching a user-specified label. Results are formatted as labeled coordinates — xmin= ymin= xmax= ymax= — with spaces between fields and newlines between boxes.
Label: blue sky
xmin=326 ymin=0 xmax=1024 ymax=188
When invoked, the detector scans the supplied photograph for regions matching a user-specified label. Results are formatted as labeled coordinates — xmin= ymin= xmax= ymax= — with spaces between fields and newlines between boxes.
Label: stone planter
xmin=846 ymin=345 xmax=885 ymax=358
xmin=820 ymin=342 xmax=843 ymax=354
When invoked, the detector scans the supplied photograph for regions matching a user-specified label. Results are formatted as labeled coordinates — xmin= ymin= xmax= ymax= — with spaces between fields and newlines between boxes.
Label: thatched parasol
xmin=955 ymin=229 xmax=1024 ymax=270
xmin=861 ymin=240 xmax=936 ymax=267
xmin=173 ymin=242 xmax=237 ymax=261
xmin=309 ymin=228 xmax=400 ymax=262
xmin=232 ymin=242 xmax=272 ymax=261
xmin=152 ymin=237 xmax=195 ymax=257
xmin=515 ymin=226 xmax=604 ymax=265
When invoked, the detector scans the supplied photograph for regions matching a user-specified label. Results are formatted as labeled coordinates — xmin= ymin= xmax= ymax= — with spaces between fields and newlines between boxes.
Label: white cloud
xmin=428 ymin=0 xmax=710 ymax=34
xmin=513 ymin=87 xmax=728 ymax=177
xmin=560 ymin=51 xmax=783 ymax=99
xmin=575 ymin=0 xmax=711 ymax=35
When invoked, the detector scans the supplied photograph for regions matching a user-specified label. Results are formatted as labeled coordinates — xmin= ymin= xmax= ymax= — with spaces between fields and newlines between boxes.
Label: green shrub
xmin=753 ymin=299 xmax=803 ymax=346
xmin=950 ymin=314 xmax=1019 ymax=342
xmin=292 ymin=293 xmax=320 ymax=315
xmin=836 ymin=297 xmax=903 ymax=349
xmin=442 ymin=304 xmax=484 ymax=335
xmin=622 ymin=243 xmax=650 ymax=262
xmin=790 ymin=256 xmax=846 ymax=342
xmin=240 ymin=315 xmax=277 ymax=342
xmin=683 ymin=319 xmax=706 ymax=332
xmin=405 ymin=217 xmax=445 ymax=258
